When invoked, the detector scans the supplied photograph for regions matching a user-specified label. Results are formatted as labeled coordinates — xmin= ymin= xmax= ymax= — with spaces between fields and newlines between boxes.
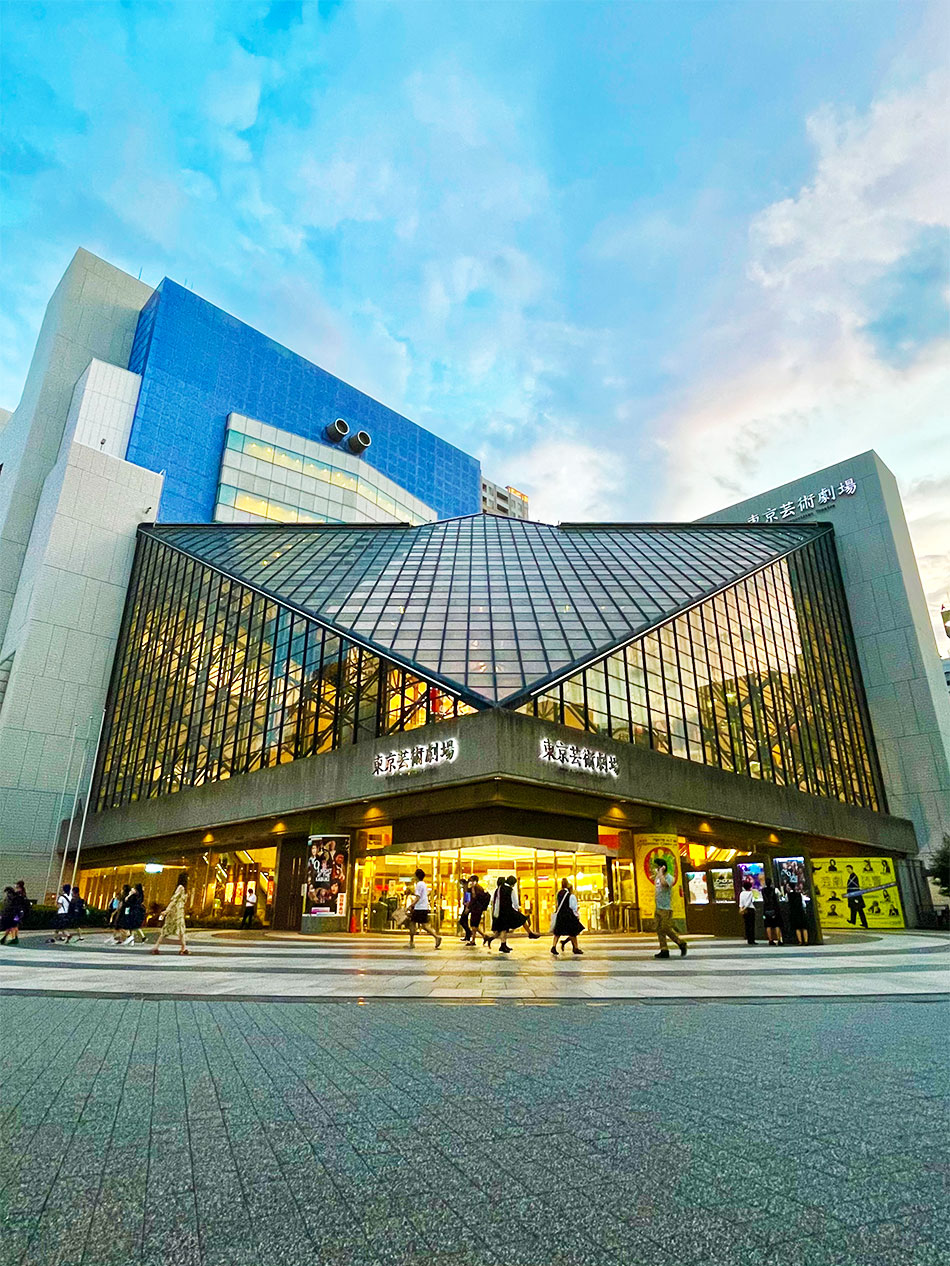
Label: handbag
xmin=392 ymin=906 xmax=409 ymax=928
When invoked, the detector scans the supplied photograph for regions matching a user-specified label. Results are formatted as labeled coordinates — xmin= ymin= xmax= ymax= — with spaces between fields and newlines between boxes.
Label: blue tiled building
xmin=126 ymin=280 xmax=481 ymax=523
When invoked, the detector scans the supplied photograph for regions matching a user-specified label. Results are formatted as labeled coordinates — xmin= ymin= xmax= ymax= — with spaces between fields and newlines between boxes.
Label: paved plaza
xmin=1 ymin=932 xmax=947 ymax=1266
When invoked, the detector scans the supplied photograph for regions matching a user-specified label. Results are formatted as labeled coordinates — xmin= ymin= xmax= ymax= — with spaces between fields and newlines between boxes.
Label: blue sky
xmin=1 ymin=1 xmax=948 ymax=631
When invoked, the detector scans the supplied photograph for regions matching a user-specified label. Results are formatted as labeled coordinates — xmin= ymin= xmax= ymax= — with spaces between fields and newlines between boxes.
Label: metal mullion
xmin=769 ymin=556 xmax=833 ymax=799
xmin=203 ymin=575 xmax=238 ymax=785
xmin=638 ymin=637 xmax=658 ymax=751
xmin=774 ymin=559 xmax=824 ymax=798
xmin=229 ymin=590 xmax=260 ymax=776
xmin=762 ymin=561 xmax=816 ymax=796
xmin=734 ymin=580 xmax=772 ymax=788
xmin=136 ymin=542 xmax=181 ymax=801
xmin=813 ymin=535 xmax=884 ymax=807
xmin=706 ymin=592 xmax=742 ymax=774
xmin=492 ymin=520 xmax=530 ymax=698
xmin=739 ymin=574 xmax=780 ymax=786
xmin=804 ymin=538 xmax=874 ymax=806
xmin=185 ymin=568 xmax=222 ymax=787
xmin=115 ymin=536 xmax=160 ymax=805
xmin=106 ymin=536 xmax=156 ymax=805
xmin=796 ymin=542 xmax=866 ymax=806
xmin=668 ymin=615 xmax=696 ymax=762
xmin=329 ymin=636 xmax=346 ymax=751
xmin=306 ymin=626 xmax=327 ymax=756
xmin=220 ymin=585 xmax=253 ymax=779
xmin=158 ymin=554 xmax=202 ymax=795
xmin=166 ymin=557 xmax=206 ymax=793
xmin=693 ymin=596 xmax=726 ymax=772
xmin=292 ymin=619 xmax=315 ymax=759
xmin=244 ymin=595 xmax=273 ymax=774
xmin=271 ymin=608 xmax=296 ymax=764
xmin=149 ymin=551 xmax=192 ymax=796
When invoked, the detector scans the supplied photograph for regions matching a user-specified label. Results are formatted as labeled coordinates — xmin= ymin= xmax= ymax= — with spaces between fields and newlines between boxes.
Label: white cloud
xmin=502 ymin=437 xmax=628 ymax=524
xmin=650 ymin=73 xmax=950 ymax=647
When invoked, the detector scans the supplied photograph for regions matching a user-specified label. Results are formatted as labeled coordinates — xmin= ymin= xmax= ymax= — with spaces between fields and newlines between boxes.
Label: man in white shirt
xmin=241 ymin=884 xmax=258 ymax=929
xmin=407 ymin=868 xmax=442 ymax=950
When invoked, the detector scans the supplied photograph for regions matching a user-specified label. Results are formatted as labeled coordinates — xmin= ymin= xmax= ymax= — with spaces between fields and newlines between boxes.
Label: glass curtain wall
xmin=97 ymin=534 xmax=475 ymax=809
xmin=520 ymin=540 xmax=883 ymax=810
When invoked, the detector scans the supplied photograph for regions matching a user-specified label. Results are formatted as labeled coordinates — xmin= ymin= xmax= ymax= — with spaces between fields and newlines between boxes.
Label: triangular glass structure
xmin=149 ymin=515 xmax=826 ymax=705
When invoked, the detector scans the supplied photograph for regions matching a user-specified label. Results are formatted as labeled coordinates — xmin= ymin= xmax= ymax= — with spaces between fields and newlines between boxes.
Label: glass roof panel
xmin=150 ymin=515 xmax=824 ymax=704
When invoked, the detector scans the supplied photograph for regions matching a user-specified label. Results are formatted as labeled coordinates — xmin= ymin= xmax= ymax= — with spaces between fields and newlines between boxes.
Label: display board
xmin=304 ymin=835 xmax=351 ymax=918
xmin=686 ymin=871 xmax=709 ymax=905
xmin=709 ymin=868 xmax=734 ymax=903
xmin=811 ymin=856 xmax=904 ymax=930
xmin=633 ymin=834 xmax=686 ymax=921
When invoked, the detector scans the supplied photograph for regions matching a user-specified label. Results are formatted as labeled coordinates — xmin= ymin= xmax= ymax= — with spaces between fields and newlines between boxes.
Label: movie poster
xmin=811 ymin=856 xmax=903 ymax=930
xmin=686 ymin=871 xmax=709 ymax=905
xmin=710 ymin=868 xmax=734 ymax=903
xmin=633 ymin=834 xmax=686 ymax=922
xmin=304 ymin=835 xmax=351 ymax=918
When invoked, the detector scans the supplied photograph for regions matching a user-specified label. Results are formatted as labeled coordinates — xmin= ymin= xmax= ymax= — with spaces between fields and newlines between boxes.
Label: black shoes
xmin=550 ymin=947 xmax=558 ymax=956
xmin=572 ymin=948 xmax=584 ymax=955
xmin=527 ymin=931 xmax=541 ymax=940
xmin=654 ymin=950 xmax=670 ymax=959
xmin=680 ymin=943 xmax=687 ymax=957
xmin=499 ymin=944 xmax=512 ymax=953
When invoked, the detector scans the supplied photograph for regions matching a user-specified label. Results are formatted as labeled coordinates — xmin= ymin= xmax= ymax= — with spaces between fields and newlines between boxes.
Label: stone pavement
xmin=1 ymin=927 xmax=948 ymax=1002
xmin=0 ymin=991 xmax=946 ymax=1266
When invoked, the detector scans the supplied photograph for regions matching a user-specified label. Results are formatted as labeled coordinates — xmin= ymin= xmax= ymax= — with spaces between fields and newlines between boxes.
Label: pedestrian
xmin=457 ymin=876 xmax=472 ymax=941
xmin=66 ymin=887 xmax=86 ymax=942
xmin=151 ymin=873 xmax=190 ymax=955
xmin=652 ymin=859 xmax=687 ymax=959
xmin=48 ymin=883 xmax=72 ymax=942
xmin=738 ymin=878 xmax=758 ymax=945
xmin=761 ymin=877 xmax=783 ymax=945
xmin=122 ymin=884 xmax=147 ymax=944
xmin=109 ymin=884 xmax=131 ymax=944
xmin=240 ymin=883 xmax=258 ymax=929
xmin=550 ymin=878 xmax=584 ymax=956
xmin=846 ymin=866 xmax=868 ymax=929
xmin=4 ymin=881 xmax=30 ymax=946
xmin=467 ymin=874 xmax=490 ymax=946
xmin=0 ymin=887 xmax=17 ymax=946
xmin=787 ymin=883 xmax=809 ymax=945
xmin=406 ymin=868 xmax=442 ymax=949
xmin=490 ymin=875 xmax=541 ymax=953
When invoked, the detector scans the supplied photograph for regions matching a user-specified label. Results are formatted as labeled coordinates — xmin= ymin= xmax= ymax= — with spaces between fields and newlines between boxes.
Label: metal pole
xmin=46 ymin=721 xmax=79 ymax=899
xmin=57 ymin=742 xmax=88 ymax=897
xmin=71 ymin=710 xmax=106 ymax=890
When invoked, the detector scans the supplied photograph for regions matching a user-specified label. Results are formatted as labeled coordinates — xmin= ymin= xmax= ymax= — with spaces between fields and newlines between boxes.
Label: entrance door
xmin=271 ymin=836 xmax=307 ymax=931
xmin=356 ymin=844 xmax=610 ymax=934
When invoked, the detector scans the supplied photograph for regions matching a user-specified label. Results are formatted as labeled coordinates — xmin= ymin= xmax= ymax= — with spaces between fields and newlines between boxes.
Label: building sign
xmin=305 ymin=834 xmax=350 ymax=918
xmin=539 ymin=737 xmax=620 ymax=777
xmin=373 ymin=738 xmax=458 ymax=778
xmin=747 ymin=478 xmax=858 ymax=524
xmin=811 ymin=856 xmax=904 ymax=930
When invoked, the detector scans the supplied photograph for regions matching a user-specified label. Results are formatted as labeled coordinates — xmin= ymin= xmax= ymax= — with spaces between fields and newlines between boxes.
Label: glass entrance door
xmin=354 ymin=843 xmax=610 ymax=934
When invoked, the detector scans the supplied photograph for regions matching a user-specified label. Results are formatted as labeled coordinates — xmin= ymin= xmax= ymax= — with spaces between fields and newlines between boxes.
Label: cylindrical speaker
xmin=347 ymin=430 xmax=372 ymax=455
xmin=325 ymin=418 xmax=350 ymax=443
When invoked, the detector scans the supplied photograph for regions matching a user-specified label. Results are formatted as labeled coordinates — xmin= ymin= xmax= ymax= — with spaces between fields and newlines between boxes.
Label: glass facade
xmin=95 ymin=516 xmax=885 ymax=816
xmin=97 ymin=533 xmax=474 ymax=809
xmin=217 ymin=417 xmax=436 ymax=528
xmin=145 ymin=516 xmax=819 ymax=704
xmin=519 ymin=535 xmax=883 ymax=810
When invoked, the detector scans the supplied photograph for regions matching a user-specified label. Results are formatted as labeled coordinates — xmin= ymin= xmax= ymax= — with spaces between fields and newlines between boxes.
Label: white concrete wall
xmin=0 ymin=250 xmax=152 ymax=651
xmin=66 ymin=359 xmax=142 ymax=460
xmin=701 ymin=450 xmax=950 ymax=861
xmin=0 ymin=441 xmax=162 ymax=893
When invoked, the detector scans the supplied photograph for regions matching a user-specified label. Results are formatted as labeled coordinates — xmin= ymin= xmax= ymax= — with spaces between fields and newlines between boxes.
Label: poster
xmin=811 ymin=856 xmax=903 ymax=930
xmin=775 ymin=856 xmax=808 ymax=894
xmin=710 ymin=868 xmax=734 ymax=903
xmin=634 ymin=834 xmax=686 ymax=921
xmin=305 ymin=834 xmax=351 ymax=918
xmin=686 ymin=871 xmax=709 ymax=905
xmin=736 ymin=862 xmax=765 ymax=893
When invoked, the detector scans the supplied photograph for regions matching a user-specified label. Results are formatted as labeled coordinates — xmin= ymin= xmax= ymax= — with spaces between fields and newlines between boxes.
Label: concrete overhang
xmin=80 ymin=708 xmax=919 ymax=862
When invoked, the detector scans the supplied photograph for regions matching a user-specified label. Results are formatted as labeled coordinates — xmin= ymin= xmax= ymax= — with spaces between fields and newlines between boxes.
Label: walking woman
xmin=491 ymin=875 xmax=541 ymax=953
xmin=551 ymin=879 xmax=584 ymax=956
xmin=0 ymin=887 xmax=17 ymax=946
xmin=109 ymin=884 xmax=131 ymax=944
xmin=123 ymin=884 xmax=147 ymax=945
xmin=151 ymin=873 xmax=190 ymax=955
xmin=3 ymin=881 xmax=30 ymax=946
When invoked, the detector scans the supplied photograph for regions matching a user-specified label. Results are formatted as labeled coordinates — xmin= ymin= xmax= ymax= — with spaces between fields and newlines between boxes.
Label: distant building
xmin=481 ymin=477 xmax=529 ymax=519
xmin=0 ymin=248 xmax=523 ymax=888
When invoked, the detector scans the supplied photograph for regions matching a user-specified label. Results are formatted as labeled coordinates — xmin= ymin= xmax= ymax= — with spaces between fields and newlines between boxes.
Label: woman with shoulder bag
xmin=550 ymin=879 xmax=584 ymax=956
xmin=151 ymin=873 xmax=190 ymax=955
